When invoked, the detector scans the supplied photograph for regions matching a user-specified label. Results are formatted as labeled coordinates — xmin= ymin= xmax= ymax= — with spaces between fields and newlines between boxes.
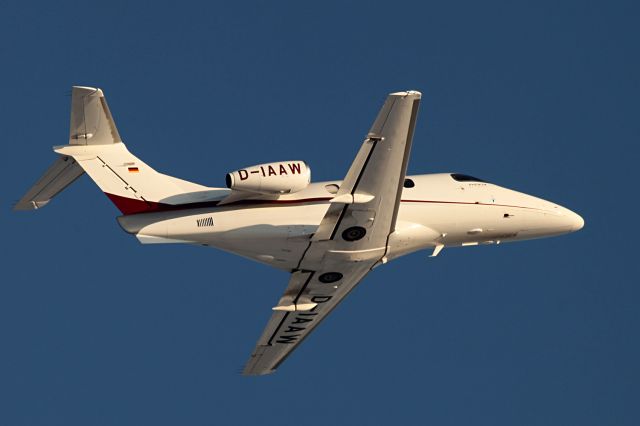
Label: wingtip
xmin=13 ymin=199 xmax=48 ymax=211
xmin=72 ymin=86 xmax=104 ymax=97
xmin=389 ymin=90 xmax=422 ymax=98
xmin=241 ymin=362 xmax=277 ymax=376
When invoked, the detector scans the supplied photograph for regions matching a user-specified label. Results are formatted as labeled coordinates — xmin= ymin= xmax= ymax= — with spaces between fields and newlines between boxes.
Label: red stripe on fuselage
xmin=104 ymin=193 xmax=334 ymax=215
xmin=105 ymin=192 xmax=544 ymax=216
xmin=105 ymin=193 xmax=163 ymax=214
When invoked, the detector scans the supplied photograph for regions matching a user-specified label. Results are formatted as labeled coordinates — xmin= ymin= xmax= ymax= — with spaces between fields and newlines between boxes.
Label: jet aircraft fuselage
xmin=116 ymin=172 xmax=584 ymax=271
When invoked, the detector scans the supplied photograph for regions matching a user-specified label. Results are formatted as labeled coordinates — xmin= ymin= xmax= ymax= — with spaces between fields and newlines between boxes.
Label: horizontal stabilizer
xmin=14 ymin=156 xmax=84 ymax=210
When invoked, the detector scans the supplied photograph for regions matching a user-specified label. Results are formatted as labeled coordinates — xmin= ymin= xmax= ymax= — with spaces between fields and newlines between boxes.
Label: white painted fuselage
xmin=117 ymin=173 xmax=584 ymax=271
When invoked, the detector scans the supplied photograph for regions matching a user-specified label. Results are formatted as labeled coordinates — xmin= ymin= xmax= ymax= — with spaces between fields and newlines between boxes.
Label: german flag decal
xmin=128 ymin=167 xmax=139 ymax=173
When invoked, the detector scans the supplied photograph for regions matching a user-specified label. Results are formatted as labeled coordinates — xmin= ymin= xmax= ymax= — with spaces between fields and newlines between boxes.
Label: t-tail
xmin=14 ymin=86 xmax=219 ymax=214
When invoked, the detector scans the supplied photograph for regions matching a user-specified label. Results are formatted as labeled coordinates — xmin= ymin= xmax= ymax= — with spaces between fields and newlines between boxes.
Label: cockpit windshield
xmin=450 ymin=173 xmax=487 ymax=183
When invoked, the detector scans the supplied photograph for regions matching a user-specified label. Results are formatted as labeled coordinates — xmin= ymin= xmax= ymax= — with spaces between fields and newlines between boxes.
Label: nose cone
xmin=569 ymin=210 xmax=585 ymax=232
xmin=519 ymin=198 xmax=585 ymax=238
xmin=499 ymin=188 xmax=584 ymax=240
xmin=554 ymin=206 xmax=584 ymax=234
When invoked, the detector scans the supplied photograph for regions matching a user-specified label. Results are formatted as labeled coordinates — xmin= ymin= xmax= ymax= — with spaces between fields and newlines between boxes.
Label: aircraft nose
xmin=569 ymin=210 xmax=584 ymax=232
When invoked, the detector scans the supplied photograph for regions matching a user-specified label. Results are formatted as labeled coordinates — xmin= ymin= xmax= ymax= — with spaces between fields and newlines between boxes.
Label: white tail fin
xmin=69 ymin=86 xmax=122 ymax=145
xmin=16 ymin=86 xmax=223 ymax=214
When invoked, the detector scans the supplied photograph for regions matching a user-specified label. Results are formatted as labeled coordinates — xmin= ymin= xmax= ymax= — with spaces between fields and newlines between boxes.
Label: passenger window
xmin=403 ymin=178 xmax=415 ymax=188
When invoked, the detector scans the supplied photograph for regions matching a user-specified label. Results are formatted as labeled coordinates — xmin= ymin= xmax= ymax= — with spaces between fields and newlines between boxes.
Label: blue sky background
xmin=1 ymin=1 xmax=638 ymax=424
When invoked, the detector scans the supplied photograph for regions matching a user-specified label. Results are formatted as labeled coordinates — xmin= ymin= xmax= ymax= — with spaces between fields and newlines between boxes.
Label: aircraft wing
xmin=243 ymin=91 xmax=421 ymax=375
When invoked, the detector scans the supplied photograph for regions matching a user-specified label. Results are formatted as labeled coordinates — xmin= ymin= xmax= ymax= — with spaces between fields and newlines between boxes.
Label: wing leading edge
xmin=243 ymin=91 xmax=421 ymax=375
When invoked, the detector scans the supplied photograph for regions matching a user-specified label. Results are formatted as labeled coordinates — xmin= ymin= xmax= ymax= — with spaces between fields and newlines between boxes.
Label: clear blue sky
xmin=1 ymin=1 xmax=638 ymax=425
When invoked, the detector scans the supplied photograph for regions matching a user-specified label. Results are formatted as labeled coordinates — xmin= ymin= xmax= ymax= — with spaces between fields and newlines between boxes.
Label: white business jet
xmin=15 ymin=87 xmax=584 ymax=375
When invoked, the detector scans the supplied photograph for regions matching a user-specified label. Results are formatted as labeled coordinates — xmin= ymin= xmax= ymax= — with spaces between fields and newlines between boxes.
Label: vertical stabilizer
xmin=69 ymin=86 xmax=121 ymax=145
xmin=16 ymin=86 xmax=215 ymax=214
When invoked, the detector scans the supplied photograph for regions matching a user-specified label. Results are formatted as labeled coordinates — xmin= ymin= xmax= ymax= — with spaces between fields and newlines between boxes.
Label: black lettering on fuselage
xmin=288 ymin=163 xmax=301 ymax=174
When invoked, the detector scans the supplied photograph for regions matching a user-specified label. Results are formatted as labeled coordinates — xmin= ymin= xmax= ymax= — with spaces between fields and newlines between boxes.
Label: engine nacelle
xmin=225 ymin=161 xmax=311 ymax=194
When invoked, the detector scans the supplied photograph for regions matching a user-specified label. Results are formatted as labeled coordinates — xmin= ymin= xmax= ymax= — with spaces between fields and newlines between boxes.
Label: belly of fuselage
xmin=199 ymin=203 xmax=327 ymax=269
xmin=118 ymin=202 xmax=330 ymax=270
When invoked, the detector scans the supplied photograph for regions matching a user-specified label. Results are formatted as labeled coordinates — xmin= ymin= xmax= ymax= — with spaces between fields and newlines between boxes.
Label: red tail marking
xmin=104 ymin=193 xmax=163 ymax=215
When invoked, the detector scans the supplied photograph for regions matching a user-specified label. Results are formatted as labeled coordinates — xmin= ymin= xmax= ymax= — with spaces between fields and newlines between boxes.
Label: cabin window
xmin=403 ymin=178 xmax=415 ymax=188
xmin=450 ymin=173 xmax=487 ymax=183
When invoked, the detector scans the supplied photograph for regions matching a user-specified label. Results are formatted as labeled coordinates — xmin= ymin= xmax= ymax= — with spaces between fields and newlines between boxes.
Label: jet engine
xmin=225 ymin=161 xmax=311 ymax=194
